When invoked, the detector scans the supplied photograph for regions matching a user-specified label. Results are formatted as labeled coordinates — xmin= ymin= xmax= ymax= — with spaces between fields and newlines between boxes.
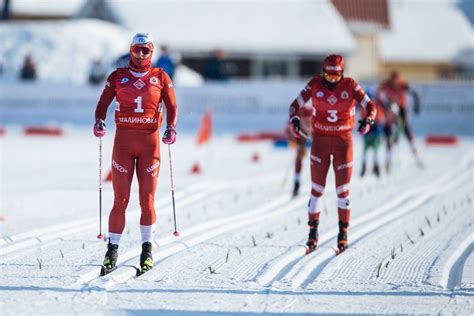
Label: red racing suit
xmin=289 ymin=76 xmax=376 ymax=223
xmin=95 ymin=68 xmax=178 ymax=234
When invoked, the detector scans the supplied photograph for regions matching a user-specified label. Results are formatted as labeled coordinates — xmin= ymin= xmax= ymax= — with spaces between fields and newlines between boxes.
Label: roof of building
xmin=331 ymin=0 xmax=390 ymax=33
xmin=77 ymin=0 xmax=355 ymax=56
xmin=10 ymin=0 xmax=85 ymax=17
xmin=381 ymin=0 xmax=474 ymax=63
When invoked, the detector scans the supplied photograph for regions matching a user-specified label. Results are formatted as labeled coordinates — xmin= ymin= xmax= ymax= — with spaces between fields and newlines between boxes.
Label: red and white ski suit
xmin=289 ymin=76 xmax=376 ymax=223
xmin=95 ymin=68 xmax=178 ymax=235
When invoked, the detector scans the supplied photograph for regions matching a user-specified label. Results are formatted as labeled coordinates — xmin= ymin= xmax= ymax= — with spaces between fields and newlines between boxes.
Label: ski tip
xmin=305 ymin=247 xmax=317 ymax=255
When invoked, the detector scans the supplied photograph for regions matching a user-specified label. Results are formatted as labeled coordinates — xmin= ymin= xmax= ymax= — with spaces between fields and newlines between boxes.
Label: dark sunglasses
xmin=132 ymin=46 xmax=151 ymax=55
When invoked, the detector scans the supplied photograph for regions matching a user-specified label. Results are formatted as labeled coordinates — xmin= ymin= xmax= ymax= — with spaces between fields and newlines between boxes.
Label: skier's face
xmin=131 ymin=45 xmax=152 ymax=60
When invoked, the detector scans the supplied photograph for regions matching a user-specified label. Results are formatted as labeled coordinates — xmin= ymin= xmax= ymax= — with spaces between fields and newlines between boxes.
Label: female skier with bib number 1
xmin=93 ymin=33 xmax=178 ymax=275
xmin=288 ymin=54 xmax=376 ymax=255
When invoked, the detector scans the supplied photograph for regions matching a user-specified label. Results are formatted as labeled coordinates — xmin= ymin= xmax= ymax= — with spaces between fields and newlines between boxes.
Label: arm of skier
xmin=161 ymin=72 xmax=178 ymax=144
xmin=289 ymin=78 xmax=314 ymax=136
xmin=352 ymin=80 xmax=376 ymax=135
xmin=93 ymin=71 xmax=117 ymax=137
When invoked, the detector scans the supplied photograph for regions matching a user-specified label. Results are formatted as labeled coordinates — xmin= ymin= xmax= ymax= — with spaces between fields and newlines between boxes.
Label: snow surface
xmin=381 ymin=0 xmax=474 ymax=62
xmin=0 ymin=126 xmax=473 ymax=315
xmin=0 ymin=19 xmax=132 ymax=84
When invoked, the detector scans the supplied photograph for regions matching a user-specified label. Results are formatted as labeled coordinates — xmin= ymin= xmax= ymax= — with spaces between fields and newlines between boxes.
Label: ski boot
xmin=373 ymin=163 xmax=380 ymax=178
xmin=137 ymin=241 xmax=153 ymax=276
xmin=336 ymin=221 xmax=349 ymax=255
xmin=360 ymin=162 xmax=367 ymax=177
xmin=305 ymin=219 xmax=319 ymax=254
xmin=292 ymin=180 xmax=300 ymax=197
xmin=100 ymin=243 xmax=118 ymax=276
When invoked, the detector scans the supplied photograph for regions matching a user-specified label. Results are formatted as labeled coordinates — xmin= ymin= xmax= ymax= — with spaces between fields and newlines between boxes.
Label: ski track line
xmin=439 ymin=234 xmax=474 ymax=290
xmin=0 ymin=181 xmax=215 ymax=259
xmin=253 ymin=166 xmax=436 ymax=286
xmin=257 ymin=158 xmax=472 ymax=289
xmin=321 ymin=190 xmax=469 ymax=287
xmin=293 ymin=170 xmax=472 ymax=289
xmin=74 ymin=193 xmax=310 ymax=290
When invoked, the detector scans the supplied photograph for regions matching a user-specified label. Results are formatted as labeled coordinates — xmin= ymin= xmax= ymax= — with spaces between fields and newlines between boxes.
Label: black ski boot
xmin=337 ymin=221 xmax=349 ymax=254
xmin=100 ymin=243 xmax=118 ymax=276
xmin=360 ymin=162 xmax=367 ymax=177
xmin=305 ymin=219 xmax=319 ymax=254
xmin=137 ymin=241 xmax=153 ymax=276
xmin=373 ymin=163 xmax=380 ymax=178
xmin=292 ymin=180 xmax=301 ymax=197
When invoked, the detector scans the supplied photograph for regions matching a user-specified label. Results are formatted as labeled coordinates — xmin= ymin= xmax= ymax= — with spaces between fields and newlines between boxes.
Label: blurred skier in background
xmin=360 ymin=87 xmax=385 ymax=178
xmin=376 ymin=70 xmax=422 ymax=172
xmin=93 ymin=33 xmax=178 ymax=275
xmin=155 ymin=45 xmax=175 ymax=80
xmin=287 ymin=101 xmax=312 ymax=197
xmin=289 ymin=55 xmax=376 ymax=254
xmin=19 ymin=54 xmax=37 ymax=81
xmin=88 ymin=59 xmax=107 ymax=85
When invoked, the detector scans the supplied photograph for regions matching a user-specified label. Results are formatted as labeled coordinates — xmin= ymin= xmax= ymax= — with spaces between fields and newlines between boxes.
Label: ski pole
xmin=97 ymin=137 xmax=104 ymax=240
xmin=168 ymin=144 xmax=179 ymax=237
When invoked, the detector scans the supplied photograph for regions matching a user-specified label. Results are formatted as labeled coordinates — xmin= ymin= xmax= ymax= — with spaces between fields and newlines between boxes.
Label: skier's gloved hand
xmin=162 ymin=125 xmax=176 ymax=144
xmin=93 ymin=118 xmax=106 ymax=138
xmin=358 ymin=117 xmax=374 ymax=135
xmin=290 ymin=116 xmax=301 ymax=138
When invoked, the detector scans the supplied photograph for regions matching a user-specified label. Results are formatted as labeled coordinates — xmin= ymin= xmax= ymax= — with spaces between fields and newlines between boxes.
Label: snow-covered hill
xmin=0 ymin=128 xmax=472 ymax=315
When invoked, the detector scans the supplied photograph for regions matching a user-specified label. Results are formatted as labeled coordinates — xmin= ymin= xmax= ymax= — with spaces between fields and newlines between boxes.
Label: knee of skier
xmin=307 ymin=195 xmax=320 ymax=214
xmin=139 ymin=195 xmax=156 ymax=216
xmin=112 ymin=195 xmax=130 ymax=214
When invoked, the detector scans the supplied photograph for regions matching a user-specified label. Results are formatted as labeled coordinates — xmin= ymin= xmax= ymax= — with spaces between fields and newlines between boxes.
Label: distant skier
xmin=376 ymin=70 xmax=421 ymax=172
xmin=93 ymin=33 xmax=178 ymax=275
xmin=288 ymin=54 xmax=376 ymax=254
xmin=360 ymin=87 xmax=385 ymax=178
xmin=287 ymin=102 xmax=312 ymax=197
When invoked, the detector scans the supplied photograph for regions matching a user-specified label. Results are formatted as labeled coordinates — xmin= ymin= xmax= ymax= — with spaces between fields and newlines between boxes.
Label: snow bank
xmin=0 ymin=19 xmax=131 ymax=84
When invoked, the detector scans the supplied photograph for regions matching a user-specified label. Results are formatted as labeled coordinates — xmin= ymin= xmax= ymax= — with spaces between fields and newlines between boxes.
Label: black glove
xmin=357 ymin=117 xmax=374 ymax=135
xmin=290 ymin=116 xmax=300 ymax=134
xmin=95 ymin=118 xmax=106 ymax=131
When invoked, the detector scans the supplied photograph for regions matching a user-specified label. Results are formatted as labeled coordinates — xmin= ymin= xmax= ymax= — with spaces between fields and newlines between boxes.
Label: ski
xmin=136 ymin=266 xmax=152 ymax=277
xmin=100 ymin=265 xmax=116 ymax=276
xmin=305 ymin=246 xmax=317 ymax=255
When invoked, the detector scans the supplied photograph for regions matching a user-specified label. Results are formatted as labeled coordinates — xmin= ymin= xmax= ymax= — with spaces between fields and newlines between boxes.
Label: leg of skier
xmin=333 ymin=134 xmax=353 ymax=254
xmin=293 ymin=137 xmax=307 ymax=197
xmin=306 ymin=136 xmax=331 ymax=253
xmin=102 ymin=141 xmax=135 ymax=274
xmin=135 ymin=130 xmax=161 ymax=273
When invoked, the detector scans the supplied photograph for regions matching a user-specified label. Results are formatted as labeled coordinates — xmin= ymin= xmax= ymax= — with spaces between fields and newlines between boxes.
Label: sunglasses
xmin=131 ymin=46 xmax=152 ymax=55
xmin=324 ymin=72 xmax=342 ymax=83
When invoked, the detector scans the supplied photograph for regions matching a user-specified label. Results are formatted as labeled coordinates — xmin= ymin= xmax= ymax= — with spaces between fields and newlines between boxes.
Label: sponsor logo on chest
xmin=327 ymin=94 xmax=338 ymax=105
xmin=341 ymin=90 xmax=349 ymax=99
xmin=149 ymin=76 xmax=159 ymax=85
xmin=133 ymin=79 xmax=146 ymax=90
xmin=120 ymin=77 xmax=129 ymax=84
xmin=316 ymin=91 xmax=324 ymax=98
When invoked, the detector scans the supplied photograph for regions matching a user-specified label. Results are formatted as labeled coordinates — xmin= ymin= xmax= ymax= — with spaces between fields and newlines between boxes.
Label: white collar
xmin=129 ymin=69 xmax=149 ymax=77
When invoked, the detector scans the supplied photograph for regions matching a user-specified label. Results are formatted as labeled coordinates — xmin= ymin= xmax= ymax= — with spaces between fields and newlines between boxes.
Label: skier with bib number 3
xmin=93 ymin=33 xmax=178 ymax=275
xmin=288 ymin=55 xmax=376 ymax=255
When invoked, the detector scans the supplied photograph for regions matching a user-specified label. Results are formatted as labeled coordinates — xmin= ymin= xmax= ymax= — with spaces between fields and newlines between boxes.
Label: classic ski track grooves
xmin=0 ymin=181 xmax=213 ymax=258
xmin=77 ymin=194 xmax=309 ymax=289
xmin=256 ymin=157 xmax=473 ymax=289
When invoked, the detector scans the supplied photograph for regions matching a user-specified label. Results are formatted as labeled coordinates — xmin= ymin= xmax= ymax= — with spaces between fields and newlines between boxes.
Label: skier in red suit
xmin=376 ymin=70 xmax=422 ymax=172
xmin=289 ymin=54 xmax=376 ymax=254
xmin=93 ymin=33 xmax=178 ymax=274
